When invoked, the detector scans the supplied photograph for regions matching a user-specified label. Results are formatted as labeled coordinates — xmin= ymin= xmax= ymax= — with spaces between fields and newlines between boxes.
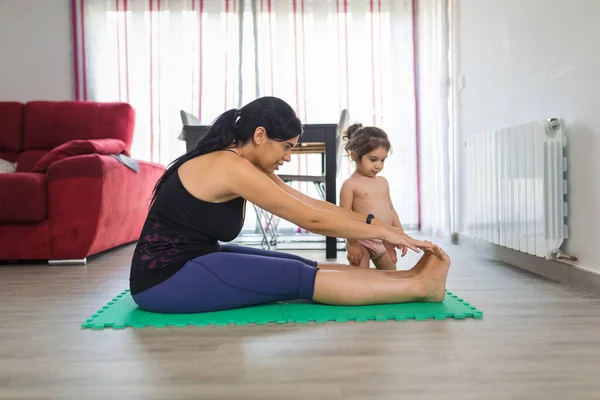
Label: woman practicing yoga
xmin=129 ymin=96 xmax=451 ymax=313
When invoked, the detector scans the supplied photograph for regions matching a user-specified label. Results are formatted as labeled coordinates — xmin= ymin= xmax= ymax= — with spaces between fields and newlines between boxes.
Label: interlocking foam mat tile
xmin=82 ymin=290 xmax=482 ymax=329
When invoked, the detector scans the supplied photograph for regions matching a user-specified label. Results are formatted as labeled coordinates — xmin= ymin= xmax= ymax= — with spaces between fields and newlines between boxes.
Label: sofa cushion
xmin=0 ymin=173 xmax=47 ymax=223
xmin=22 ymin=101 xmax=135 ymax=152
xmin=0 ymin=102 xmax=24 ymax=153
xmin=16 ymin=150 xmax=48 ymax=173
xmin=31 ymin=138 xmax=128 ymax=173
xmin=0 ymin=153 xmax=18 ymax=163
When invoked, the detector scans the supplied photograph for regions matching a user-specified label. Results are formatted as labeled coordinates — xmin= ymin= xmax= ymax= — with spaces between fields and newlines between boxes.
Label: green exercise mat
xmin=82 ymin=290 xmax=482 ymax=330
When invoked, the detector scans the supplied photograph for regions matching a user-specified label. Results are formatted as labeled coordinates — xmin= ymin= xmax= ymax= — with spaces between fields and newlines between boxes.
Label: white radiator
xmin=465 ymin=118 xmax=572 ymax=260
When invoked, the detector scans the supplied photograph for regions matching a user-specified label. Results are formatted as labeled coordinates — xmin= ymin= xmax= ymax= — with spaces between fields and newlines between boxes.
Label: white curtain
xmin=415 ymin=0 xmax=452 ymax=238
xmin=72 ymin=0 xmax=421 ymax=232
xmin=73 ymin=0 xmax=243 ymax=164
xmin=254 ymin=0 xmax=419 ymax=232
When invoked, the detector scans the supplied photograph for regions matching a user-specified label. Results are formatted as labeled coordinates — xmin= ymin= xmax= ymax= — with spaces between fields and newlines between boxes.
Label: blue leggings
xmin=132 ymin=245 xmax=320 ymax=313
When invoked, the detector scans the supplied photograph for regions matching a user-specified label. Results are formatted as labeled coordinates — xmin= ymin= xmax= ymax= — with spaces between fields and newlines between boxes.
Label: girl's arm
xmin=339 ymin=179 xmax=356 ymax=219
xmin=339 ymin=179 xmax=361 ymax=245
xmin=339 ymin=179 xmax=364 ymax=265
xmin=385 ymin=178 xmax=405 ymax=233
xmin=392 ymin=210 xmax=404 ymax=231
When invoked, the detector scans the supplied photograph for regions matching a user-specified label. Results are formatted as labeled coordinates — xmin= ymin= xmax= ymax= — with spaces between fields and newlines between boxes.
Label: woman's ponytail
xmin=149 ymin=96 xmax=302 ymax=207
xmin=149 ymin=108 xmax=239 ymax=206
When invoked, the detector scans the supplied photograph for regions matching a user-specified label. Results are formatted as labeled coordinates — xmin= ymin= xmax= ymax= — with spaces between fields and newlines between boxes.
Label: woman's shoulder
xmin=179 ymin=150 xmax=260 ymax=195
xmin=218 ymin=150 xmax=256 ymax=174
xmin=183 ymin=149 xmax=252 ymax=171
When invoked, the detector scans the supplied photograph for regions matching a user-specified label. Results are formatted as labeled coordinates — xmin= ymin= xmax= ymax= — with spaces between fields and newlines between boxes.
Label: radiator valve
xmin=548 ymin=118 xmax=561 ymax=132
xmin=551 ymin=249 xmax=577 ymax=262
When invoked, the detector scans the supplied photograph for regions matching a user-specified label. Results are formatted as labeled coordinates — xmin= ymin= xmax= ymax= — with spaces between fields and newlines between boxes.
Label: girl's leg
xmin=372 ymin=252 xmax=397 ymax=271
xmin=313 ymin=245 xmax=451 ymax=304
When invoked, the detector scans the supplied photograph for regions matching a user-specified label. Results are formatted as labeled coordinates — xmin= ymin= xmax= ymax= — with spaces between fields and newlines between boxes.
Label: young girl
xmin=340 ymin=123 xmax=407 ymax=270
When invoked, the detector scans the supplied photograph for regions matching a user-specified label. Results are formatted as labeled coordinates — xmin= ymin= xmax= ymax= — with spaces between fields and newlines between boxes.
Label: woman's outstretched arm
xmin=267 ymin=172 xmax=409 ymax=236
xmin=225 ymin=157 xmax=427 ymax=253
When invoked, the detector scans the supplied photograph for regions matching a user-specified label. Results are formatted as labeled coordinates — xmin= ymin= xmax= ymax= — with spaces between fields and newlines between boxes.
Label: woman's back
xmin=129 ymin=164 xmax=245 ymax=295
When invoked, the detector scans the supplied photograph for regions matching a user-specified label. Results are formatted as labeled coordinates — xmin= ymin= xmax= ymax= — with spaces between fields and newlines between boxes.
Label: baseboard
xmin=454 ymin=233 xmax=600 ymax=296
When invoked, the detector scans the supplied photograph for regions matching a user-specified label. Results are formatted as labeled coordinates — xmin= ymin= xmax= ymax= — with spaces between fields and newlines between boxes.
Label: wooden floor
xmin=2 ymin=238 xmax=600 ymax=399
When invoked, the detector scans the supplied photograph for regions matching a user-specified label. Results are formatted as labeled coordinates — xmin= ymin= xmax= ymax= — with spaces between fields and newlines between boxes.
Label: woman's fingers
xmin=409 ymin=238 xmax=433 ymax=250
xmin=404 ymin=242 xmax=420 ymax=253
xmin=384 ymin=231 xmax=436 ymax=255
xmin=399 ymin=236 xmax=435 ymax=253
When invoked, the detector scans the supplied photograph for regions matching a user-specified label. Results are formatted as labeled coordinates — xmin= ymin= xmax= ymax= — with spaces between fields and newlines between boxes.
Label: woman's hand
xmin=382 ymin=230 xmax=432 ymax=254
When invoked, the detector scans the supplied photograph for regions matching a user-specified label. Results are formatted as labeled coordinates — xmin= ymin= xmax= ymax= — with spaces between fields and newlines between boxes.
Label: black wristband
xmin=366 ymin=214 xmax=375 ymax=224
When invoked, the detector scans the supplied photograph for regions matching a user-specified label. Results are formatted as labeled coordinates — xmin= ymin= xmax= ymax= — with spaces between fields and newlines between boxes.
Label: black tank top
xmin=129 ymin=167 xmax=246 ymax=295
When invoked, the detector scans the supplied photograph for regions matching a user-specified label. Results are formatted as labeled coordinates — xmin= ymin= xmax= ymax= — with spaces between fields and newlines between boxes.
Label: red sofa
xmin=0 ymin=101 xmax=165 ymax=264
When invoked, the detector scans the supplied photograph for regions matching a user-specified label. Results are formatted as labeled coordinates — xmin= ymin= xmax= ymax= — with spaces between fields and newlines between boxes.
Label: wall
xmin=0 ymin=0 xmax=73 ymax=101
xmin=454 ymin=0 xmax=600 ymax=272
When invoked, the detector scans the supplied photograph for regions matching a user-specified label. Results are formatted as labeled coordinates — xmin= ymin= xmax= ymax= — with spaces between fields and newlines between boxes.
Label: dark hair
xmin=343 ymin=123 xmax=391 ymax=161
xmin=150 ymin=96 xmax=302 ymax=206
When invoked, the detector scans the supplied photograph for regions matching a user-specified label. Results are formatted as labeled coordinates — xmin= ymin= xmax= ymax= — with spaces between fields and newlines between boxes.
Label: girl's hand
xmin=346 ymin=242 xmax=363 ymax=266
xmin=400 ymin=246 xmax=408 ymax=257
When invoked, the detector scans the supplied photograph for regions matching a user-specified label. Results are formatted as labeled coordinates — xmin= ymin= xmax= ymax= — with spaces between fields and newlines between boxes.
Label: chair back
xmin=336 ymin=109 xmax=350 ymax=177
xmin=178 ymin=110 xmax=210 ymax=152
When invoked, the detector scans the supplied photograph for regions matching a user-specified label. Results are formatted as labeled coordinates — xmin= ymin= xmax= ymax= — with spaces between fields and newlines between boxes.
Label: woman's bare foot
xmin=405 ymin=240 xmax=434 ymax=277
xmin=416 ymin=244 xmax=451 ymax=302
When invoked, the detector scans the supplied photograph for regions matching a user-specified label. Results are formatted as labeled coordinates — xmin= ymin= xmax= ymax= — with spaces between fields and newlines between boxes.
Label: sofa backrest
xmin=1 ymin=101 xmax=136 ymax=172
xmin=0 ymin=102 xmax=25 ymax=165
xmin=17 ymin=101 xmax=136 ymax=171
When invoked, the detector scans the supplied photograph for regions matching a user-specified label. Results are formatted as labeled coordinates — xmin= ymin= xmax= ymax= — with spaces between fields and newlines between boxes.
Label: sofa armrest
xmin=46 ymin=153 xmax=164 ymax=181
xmin=32 ymin=138 xmax=130 ymax=173
xmin=46 ymin=154 xmax=165 ymax=259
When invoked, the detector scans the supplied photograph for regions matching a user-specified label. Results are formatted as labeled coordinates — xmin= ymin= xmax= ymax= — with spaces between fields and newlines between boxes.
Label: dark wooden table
xmin=297 ymin=124 xmax=338 ymax=259
xmin=180 ymin=123 xmax=338 ymax=259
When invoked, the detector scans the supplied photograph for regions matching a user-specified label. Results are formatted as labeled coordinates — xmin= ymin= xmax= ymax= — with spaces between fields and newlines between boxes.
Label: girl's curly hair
xmin=342 ymin=123 xmax=391 ymax=161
